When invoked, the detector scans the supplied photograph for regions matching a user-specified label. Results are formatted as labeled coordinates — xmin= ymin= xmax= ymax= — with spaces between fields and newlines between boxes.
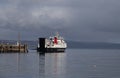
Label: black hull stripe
xmin=37 ymin=48 xmax=66 ymax=53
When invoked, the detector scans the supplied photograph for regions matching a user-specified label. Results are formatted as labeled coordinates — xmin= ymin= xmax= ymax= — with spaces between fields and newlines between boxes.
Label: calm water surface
xmin=0 ymin=49 xmax=120 ymax=78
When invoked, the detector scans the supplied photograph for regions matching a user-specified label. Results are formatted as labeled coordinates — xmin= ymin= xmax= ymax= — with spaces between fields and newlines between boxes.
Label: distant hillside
xmin=67 ymin=41 xmax=120 ymax=49
xmin=1 ymin=40 xmax=120 ymax=49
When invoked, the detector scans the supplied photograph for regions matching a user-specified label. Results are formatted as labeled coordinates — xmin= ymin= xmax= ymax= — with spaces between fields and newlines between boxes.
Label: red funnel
xmin=54 ymin=37 xmax=58 ymax=44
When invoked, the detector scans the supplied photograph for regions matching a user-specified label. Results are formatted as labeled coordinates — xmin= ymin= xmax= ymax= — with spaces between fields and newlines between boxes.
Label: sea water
xmin=0 ymin=49 xmax=120 ymax=78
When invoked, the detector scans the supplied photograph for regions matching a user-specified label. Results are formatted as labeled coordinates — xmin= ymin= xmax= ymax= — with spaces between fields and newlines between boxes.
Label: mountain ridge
xmin=0 ymin=40 xmax=120 ymax=49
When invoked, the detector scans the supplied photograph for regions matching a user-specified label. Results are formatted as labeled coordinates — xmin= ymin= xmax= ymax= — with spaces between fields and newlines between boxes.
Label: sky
xmin=0 ymin=0 xmax=120 ymax=42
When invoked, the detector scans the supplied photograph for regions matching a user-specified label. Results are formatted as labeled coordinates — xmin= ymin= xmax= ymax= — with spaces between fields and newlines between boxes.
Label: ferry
xmin=37 ymin=32 xmax=67 ymax=53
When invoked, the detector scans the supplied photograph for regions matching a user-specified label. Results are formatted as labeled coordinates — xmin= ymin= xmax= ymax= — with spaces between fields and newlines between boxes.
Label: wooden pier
xmin=0 ymin=43 xmax=28 ymax=53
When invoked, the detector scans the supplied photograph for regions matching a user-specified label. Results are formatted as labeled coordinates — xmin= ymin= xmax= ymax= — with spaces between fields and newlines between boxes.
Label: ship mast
xmin=18 ymin=32 xmax=21 ymax=52
xmin=17 ymin=32 xmax=21 ymax=45
xmin=56 ymin=32 xmax=59 ymax=38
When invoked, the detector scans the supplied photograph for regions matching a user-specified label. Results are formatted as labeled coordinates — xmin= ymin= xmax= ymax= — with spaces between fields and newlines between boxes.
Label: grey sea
xmin=0 ymin=49 xmax=120 ymax=78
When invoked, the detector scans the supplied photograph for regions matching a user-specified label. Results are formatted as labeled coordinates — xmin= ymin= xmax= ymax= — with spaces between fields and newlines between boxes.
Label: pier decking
xmin=0 ymin=44 xmax=28 ymax=53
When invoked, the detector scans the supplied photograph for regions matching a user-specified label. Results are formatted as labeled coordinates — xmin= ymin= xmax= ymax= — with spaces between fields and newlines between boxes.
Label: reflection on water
xmin=39 ymin=54 xmax=45 ymax=78
xmin=1 ymin=49 xmax=120 ymax=78
xmin=45 ymin=53 xmax=66 ymax=78
xmin=0 ymin=53 xmax=41 ymax=78
xmin=0 ymin=52 xmax=66 ymax=78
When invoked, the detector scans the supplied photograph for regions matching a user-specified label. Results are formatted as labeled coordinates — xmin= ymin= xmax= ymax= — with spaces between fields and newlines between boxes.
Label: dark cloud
xmin=0 ymin=0 xmax=120 ymax=42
